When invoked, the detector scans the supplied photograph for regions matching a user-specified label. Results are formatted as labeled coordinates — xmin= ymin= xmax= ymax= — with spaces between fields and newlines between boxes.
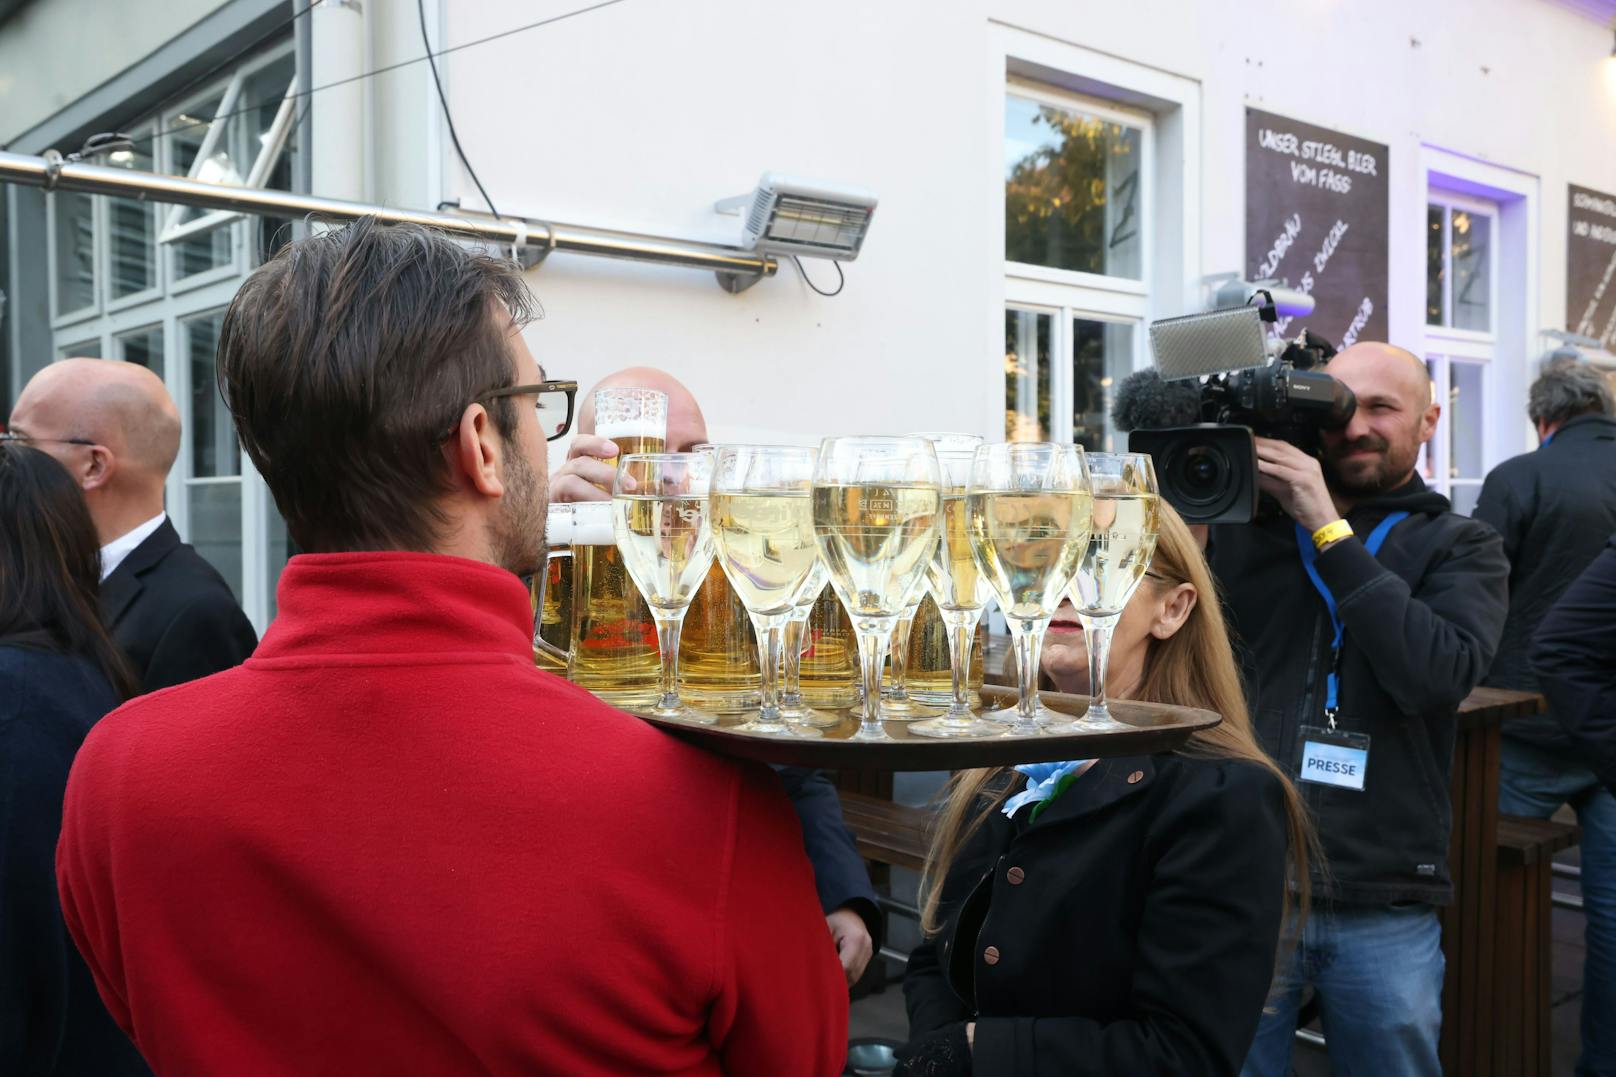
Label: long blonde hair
xmin=918 ymin=503 xmax=1319 ymax=939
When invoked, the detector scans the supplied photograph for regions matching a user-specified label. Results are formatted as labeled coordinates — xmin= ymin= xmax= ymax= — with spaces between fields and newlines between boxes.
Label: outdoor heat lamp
xmin=715 ymin=173 xmax=878 ymax=261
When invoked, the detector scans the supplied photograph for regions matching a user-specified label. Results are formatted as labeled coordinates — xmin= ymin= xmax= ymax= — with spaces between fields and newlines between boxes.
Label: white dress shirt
xmin=100 ymin=512 xmax=168 ymax=582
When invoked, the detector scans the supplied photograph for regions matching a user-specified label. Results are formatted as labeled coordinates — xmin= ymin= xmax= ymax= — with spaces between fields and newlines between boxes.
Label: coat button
xmin=1006 ymin=866 xmax=1026 ymax=885
xmin=983 ymin=945 xmax=1000 ymax=966
xmin=1127 ymin=770 xmax=1145 ymax=784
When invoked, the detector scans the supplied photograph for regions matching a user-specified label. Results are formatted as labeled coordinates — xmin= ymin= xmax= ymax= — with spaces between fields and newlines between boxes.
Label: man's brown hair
xmin=217 ymin=217 xmax=538 ymax=553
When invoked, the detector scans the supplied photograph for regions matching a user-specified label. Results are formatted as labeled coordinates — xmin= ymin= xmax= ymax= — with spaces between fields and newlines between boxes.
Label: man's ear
xmin=80 ymin=446 xmax=116 ymax=493
xmin=1150 ymin=582 xmax=1198 ymax=640
xmin=1418 ymin=401 xmax=1441 ymax=445
xmin=448 ymin=404 xmax=506 ymax=499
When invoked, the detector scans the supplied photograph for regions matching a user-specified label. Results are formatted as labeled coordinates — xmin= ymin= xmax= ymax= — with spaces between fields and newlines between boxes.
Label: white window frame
xmin=1426 ymin=190 xmax=1500 ymax=346
xmin=1003 ymin=80 xmax=1155 ymax=302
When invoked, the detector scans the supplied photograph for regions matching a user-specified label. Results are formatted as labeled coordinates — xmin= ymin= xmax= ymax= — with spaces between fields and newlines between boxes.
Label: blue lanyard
xmin=1292 ymin=511 xmax=1409 ymax=727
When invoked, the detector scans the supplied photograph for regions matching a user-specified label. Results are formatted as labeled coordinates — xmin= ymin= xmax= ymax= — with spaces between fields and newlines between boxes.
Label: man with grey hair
xmin=7 ymin=358 xmax=256 ymax=691
xmin=1475 ymin=356 xmax=1616 ymax=1077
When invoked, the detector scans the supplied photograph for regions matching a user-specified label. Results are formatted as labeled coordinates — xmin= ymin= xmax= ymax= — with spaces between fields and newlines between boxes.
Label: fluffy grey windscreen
xmin=1147 ymin=306 xmax=1269 ymax=380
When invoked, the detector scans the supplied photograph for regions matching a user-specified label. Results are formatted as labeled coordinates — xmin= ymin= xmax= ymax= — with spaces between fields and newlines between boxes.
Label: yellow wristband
xmin=1311 ymin=519 xmax=1354 ymax=550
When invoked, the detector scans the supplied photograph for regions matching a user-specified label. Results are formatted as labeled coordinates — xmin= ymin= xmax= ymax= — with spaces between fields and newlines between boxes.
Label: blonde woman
xmin=897 ymin=504 xmax=1315 ymax=1077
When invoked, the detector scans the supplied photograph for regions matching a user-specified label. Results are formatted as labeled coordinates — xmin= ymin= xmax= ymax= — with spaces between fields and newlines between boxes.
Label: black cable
xmin=416 ymin=0 xmax=500 ymax=219
xmin=791 ymin=256 xmax=845 ymax=297
xmin=115 ymin=0 xmax=631 ymax=156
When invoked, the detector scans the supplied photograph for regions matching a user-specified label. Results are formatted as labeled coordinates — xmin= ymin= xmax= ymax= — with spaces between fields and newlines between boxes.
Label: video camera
xmin=1119 ymin=294 xmax=1356 ymax=524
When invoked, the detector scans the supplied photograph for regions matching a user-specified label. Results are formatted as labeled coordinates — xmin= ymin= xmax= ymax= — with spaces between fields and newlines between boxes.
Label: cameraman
xmin=1208 ymin=342 xmax=1509 ymax=1077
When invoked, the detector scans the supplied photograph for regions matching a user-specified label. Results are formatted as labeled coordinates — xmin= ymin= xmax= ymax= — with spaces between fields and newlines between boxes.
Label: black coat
xmin=98 ymin=520 xmax=258 ymax=694
xmin=1208 ymin=475 xmax=1509 ymax=904
xmin=1531 ymin=535 xmax=1616 ymax=796
xmin=903 ymin=754 xmax=1288 ymax=1076
xmin=0 ymin=644 xmax=150 ymax=1076
xmin=776 ymin=767 xmax=882 ymax=950
xmin=1474 ymin=414 xmax=1616 ymax=751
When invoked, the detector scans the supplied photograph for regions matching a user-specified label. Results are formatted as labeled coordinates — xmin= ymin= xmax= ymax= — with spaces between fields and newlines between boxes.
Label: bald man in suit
xmin=8 ymin=359 xmax=257 ymax=692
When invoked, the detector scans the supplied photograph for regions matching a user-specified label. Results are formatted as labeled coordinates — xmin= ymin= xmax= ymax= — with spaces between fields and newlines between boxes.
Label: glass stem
xmin=781 ymin=614 xmax=808 ymax=704
xmin=1084 ymin=612 xmax=1119 ymax=716
xmin=751 ymin=612 xmax=786 ymax=721
xmin=653 ymin=610 xmax=687 ymax=712
xmin=945 ymin=612 xmax=978 ymax=715
xmin=1010 ymin=617 xmax=1048 ymax=728
xmin=887 ymin=612 xmax=915 ymax=697
xmin=855 ymin=623 xmax=891 ymax=736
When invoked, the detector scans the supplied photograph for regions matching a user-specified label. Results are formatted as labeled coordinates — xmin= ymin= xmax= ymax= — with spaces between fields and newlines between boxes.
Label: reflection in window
xmin=1005 ymin=309 xmax=1052 ymax=442
xmin=189 ymin=480 xmax=243 ymax=601
xmin=116 ymin=326 xmax=164 ymax=379
xmin=169 ymin=94 xmax=234 ymax=278
xmin=1005 ymin=95 xmax=1143 ymax=279
xmin=1450 ymin=211 xmax=1491 ymax=332
xmin=1449 ymin=360 xmax=1485 ymax=481
xmin=1425 ymin=206 xmax=1444 ymax=327
xmin=57 ymin=339 xmax=102 ymax=360
xmin=184 ymin=311 xmax=239 ymax=478
xmin=1072 ymin=319 xmax=1134 ymax=453
xmin=52 ymin=192 xmax=96 ymax=315
xmin=108 ymin=138 xmax=157 ymax=299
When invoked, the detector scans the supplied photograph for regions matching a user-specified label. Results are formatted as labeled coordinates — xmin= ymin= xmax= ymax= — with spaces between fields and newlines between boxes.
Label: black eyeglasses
xmin=0 ymin=430 xmax=97 ymax=448
xmin=471 ymin=379 xmax=578 ymax=442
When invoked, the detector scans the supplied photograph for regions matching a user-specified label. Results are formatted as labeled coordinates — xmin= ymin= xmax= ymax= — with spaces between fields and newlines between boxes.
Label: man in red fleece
xmin=56 ymin=218 xmax=848 ymax=1076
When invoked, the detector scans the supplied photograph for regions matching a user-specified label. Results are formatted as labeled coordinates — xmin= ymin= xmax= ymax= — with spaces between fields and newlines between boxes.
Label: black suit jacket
xmin=776 ymin=767 xmax=882 ymax=951
xmin=904 ymin=754 xmax=1288 ymax=1076
xmin=98 ymin=519 xmax=259 ymax=694
xmin=1532 ymin=536 xmax=1616 ymax=796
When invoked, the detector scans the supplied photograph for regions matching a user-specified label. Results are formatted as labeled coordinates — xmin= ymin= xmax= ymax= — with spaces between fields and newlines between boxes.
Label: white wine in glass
xmin=968 ymin=443 xmax=1092 ymax=735
xmin=812 ymin=437 xmax=942 ymax=741
xmin=711 ymin=446 xmax=822 ymax=736
xmin=611 ymin=452 xmax=715 ymax=722
xmin=1059 ymin=452 xmax=1160 ymax=732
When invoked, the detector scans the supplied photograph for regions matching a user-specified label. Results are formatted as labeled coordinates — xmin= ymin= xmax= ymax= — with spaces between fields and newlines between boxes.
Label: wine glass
xmin=967 ymin=443 xmax=1092 ymax=735
xmin=1054 ymin=452 xmax=1160 ymax=733
xmin=812 ymin=437 xmax=943 ymax=741
xmin=909 ymin=445 xmax=1002 ymax=739
xmin=611 ymin=453 xmax=715 ymax=722
xmin=711 ymin=445 xmax=823 ymax=736
xmin=777 ymin=560 xmax=841 ymax=728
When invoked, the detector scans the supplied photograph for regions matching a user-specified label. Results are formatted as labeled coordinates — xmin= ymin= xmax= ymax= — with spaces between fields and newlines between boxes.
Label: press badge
xmin=1297 ymin=726 xmax=1371 ymax=792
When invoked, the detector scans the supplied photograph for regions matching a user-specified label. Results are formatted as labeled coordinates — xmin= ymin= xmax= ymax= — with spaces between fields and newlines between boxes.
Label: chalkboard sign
xmin=1245 ymin=108 xmax=1389 ymax=350
xmin=1568 ymin=184 xmax=1616 ymax=350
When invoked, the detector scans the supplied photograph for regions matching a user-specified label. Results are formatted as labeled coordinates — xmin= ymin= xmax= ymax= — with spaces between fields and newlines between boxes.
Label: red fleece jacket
xmin=56 ymin=553 xmax=847 ymax=1076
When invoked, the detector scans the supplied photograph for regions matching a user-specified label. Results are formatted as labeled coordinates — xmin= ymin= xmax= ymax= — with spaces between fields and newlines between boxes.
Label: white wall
xmin=0 ymin=0 xmax=228 ymax=144
xmin=368 ymin=0 xmax=1616 ymax=452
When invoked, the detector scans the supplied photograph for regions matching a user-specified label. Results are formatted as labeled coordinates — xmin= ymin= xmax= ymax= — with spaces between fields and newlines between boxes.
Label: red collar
xmin=255 ymin=552 xmax=532 ymax=661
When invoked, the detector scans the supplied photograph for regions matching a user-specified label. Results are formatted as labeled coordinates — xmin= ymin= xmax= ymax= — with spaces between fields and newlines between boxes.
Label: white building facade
xmin=4 ymin=0 xmax=1616 ymax=631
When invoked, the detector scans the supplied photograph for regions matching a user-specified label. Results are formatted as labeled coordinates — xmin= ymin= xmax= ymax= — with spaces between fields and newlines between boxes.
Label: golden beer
xmin=798 ymin=586 xmax=858 ymax=709
xmin=678 ymin=562 xmax=761 ymax=711
xmin=907 ymin=594 xmax=987 ymax=707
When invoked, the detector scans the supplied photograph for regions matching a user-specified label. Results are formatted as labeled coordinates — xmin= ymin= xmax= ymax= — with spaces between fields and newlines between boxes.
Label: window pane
xmin=1005 ymin=308 xmax=1052 ymax=441
xmin=58 ymin=339 xmax=101 ymax=359
xmin=236 ymin=54 xmax=296 ymax=186
xmin=265 ymin=504 xmax=296 ymax=620
xmin=1450 ymin=211 xmax=1491 ymax=333
xmin=116 ymin=325 xmax=164 ymax=379
xmin=184 ymin=310 xmax=239 ymax=478
xmin=1005 ymin=95 xmax=1144 ymax=279
xmin=1448 ymin=360 xmax=1485 ymax=481
xmin=187 ymin=479 xmax=242 ymax=601
xmin=1451 ymin=483 xmax=1481 ymax=518
xmin=1426 ymin=205 xmax=1444 ymax=327
xmin=108 ymin=139 xmax=157 ymax=299
xmin=52 ymin=191 xmax=96 ymax=315
xmin=169 ymin=94 xmax=234 ymax=278
xmin=1071 ymin=318 xmax=1134 ymax=453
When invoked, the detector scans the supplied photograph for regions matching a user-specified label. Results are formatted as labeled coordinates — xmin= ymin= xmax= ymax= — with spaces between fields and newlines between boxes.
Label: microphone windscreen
xmin=1112 ymin=369 xmax=1203 ymax=432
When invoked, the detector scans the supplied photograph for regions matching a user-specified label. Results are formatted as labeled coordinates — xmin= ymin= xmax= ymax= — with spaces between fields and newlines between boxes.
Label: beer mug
xmin=677 ymin=562 xmax=762 ymax=711
xmin=906 ymin=593 xmax=987 ymax=708
xmin=798 ymin=586 xmax=858 ymax=710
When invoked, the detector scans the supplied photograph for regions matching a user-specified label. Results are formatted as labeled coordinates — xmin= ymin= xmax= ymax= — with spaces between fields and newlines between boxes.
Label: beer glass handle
xmin=533 ymin=548 xmax=573 ymax=665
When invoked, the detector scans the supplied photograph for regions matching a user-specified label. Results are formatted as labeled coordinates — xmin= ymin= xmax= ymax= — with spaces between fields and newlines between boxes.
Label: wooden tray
xmin=630 ymin=684 xmax=1220 ymax=770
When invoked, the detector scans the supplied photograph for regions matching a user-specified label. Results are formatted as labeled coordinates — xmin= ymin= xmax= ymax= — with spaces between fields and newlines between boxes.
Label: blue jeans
xmin=1241 ymin=902 xmax=1444 ymax=1077
xmin=1500 ymin=740 xmax=1616 ymax=1077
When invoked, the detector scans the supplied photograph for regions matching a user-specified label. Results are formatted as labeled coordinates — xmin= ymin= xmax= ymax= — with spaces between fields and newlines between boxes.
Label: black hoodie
xmin=1209 ymin=474 xmax=1509 ymax=904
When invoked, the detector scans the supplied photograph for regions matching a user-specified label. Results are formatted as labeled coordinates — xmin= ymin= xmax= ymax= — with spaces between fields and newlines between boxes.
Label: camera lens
xmin=1175 ymin=445 xmax=1227 ymax=505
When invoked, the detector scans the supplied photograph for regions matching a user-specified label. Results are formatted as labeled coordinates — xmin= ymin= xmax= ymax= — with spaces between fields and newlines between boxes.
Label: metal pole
xmin=0 ymin=150 xmax=777 ymax=283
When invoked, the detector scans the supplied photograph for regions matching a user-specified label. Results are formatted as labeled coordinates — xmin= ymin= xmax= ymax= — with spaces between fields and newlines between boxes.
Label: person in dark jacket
xmin=7 ymin=357 xmax=257 ymax=692
xmin=0 ymin=442 xmax=149 ymax=1076
xmin=1206 ymin=343 xmax=1509 ymax=1077
xmin=899 ymin=505 xmax=1313 ymax=1076
xmin=1533 ymin=535 xmax=1616 ymax=794
xmin=1473 ymin=358 xmax=1616 ymax=1077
